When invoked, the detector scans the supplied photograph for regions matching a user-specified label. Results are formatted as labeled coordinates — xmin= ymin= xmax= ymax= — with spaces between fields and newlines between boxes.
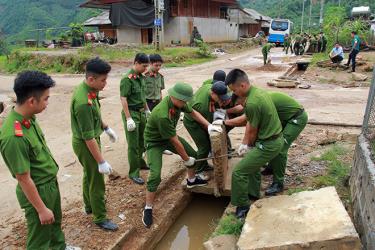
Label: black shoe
xmin=95 ymin=219 xmax=118 ymax=231
xmin=130 ymin=177 xmax=145 ymax=185
xmin=142 ymin=209 xmax=153 ymax=228
xmin=235 ymin=205 xmax=250 ymax=219
xmin=141 ymin=165 xmax=150 ymax=170
xmin=265 ymin=182 xmax=284 ymax=196
xmin=84 ymin=209 xmax=92 ymax=215
xmin=261 ymin=166 xmax=273 ymax=176
xmin=186 ymin=176 xmax=208 ymax=189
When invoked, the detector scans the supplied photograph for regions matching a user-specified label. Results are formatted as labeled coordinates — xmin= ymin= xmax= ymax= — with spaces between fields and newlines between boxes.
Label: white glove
xmin=104 ymin=127 xmax=118 ymax=143
xmin=213 ymin=109 xmax=227 ymax=121
xmin=98 ymin=161 xmax=113 ymax=175
xmin=183 ymin=157 xmax=196 ymax=167
xmin=237 ymin=144 xmax=250 ymax=157
xmin=127 ymin=118 xmax=136 ymax=132
xmin=212 ymin=120 xmax=224 ymax=126
xmin=208 ymin=124 xmax=223 ymax=133
xmin=145 ymin=110 xmax=151 ymax=119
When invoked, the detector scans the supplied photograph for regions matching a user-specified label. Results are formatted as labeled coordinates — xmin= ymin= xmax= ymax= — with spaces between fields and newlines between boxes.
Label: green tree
xmin=323 ymin=6 xmax=346 ymax=48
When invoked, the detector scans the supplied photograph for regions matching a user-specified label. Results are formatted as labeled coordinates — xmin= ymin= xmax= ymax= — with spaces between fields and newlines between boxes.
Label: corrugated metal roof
xmin=83 ymin=11 xmax=112 ymax=26
xmin=228 ymin=8 xmax=258 ymax=24
xmin=243 ymin=8 xmax=271 ymax=22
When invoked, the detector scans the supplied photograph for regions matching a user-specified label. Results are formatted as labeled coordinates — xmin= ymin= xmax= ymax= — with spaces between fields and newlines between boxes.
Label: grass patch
xmin=213 ymin=214 xmax=244 ymax=237
xmin=0 ymin=44 xmax=215 ymax=74
xmin=310 ymin=144 xmax=351 ymax=203
xmin=311 ymin=52 xmax=328 ymax=66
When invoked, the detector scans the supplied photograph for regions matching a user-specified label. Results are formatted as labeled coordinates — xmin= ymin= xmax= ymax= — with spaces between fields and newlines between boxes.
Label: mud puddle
xmin=154 ymin=194 xmax=229 ymax=250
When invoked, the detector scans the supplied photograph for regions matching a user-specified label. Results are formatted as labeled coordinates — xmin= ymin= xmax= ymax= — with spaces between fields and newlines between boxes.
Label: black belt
xmin=262 ymin=133 xmax=281 ymax=142
xmin=146 ymin=99 xmax=160 ymax=103
xmin=129 ymin=107 xmax=145 ymax=112
xmin=290 ymin=108 xmax=305 ymax=120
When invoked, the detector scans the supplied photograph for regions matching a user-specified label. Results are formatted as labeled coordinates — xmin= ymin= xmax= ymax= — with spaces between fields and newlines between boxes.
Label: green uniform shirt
xmin=295 ymin=35 xmax=302 ymax=43
xmin=0 ymin=109 xmax=58 ymax=186
xmin=262 ymin=43 xmax=272 ymax=54
xmin=202 ymin=79 xmax=213 ymax=86
xmin=144 ymin=96 xmax=192 ymax=147
xmin=120 ymin=68 xmax=146 ymax=110
xmin=144 ymin=70 xmax=165 ymax=100
xmin=184 ymin=84 xmax=214 ymax=125
xmin=352 ymin=35 xmax=361 ymax=51
xmin=244 ymin=86 xmax=282 ymax=140
xmin=70 ymin=82 xmax=103 ymax=140
xmin=269 ymin=92 xmax=303 ymax=126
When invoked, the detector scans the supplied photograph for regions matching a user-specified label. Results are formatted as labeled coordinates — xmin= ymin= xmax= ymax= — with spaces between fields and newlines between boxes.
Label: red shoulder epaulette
xmin=14 ymin=121 xmax=23 ymax=137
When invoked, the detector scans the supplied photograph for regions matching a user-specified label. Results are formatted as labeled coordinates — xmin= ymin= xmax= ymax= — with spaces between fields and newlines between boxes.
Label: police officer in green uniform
xmin=345 ymin=31 xmax=361 ymax=73
xmin=71 ymin=58 xmax=119 ymax=231
xmin=144 ymin=54 xmax=165 ymax=111
xmin=120 ymin=53 xmax=151 ymax=185
xmin=262 ymin=43 xmax=275 ymax=65
xmin=202 ymin=70 xmax=226 ymax=86
xmin=260 ymin=92 xmax=308 ymax=195
xmin=183 ymin=81 xmax=231 ymax=179
xmin=223 ymin=69 xmax=283 ymax=219
xmin=294 ymin=33 xmax=302 ymax=55
xmin=142 ymin=83 xmax=218 ymax=228
xmin=284 ymin=34 xmax=292 ymax=54
xmin=0 ymin=71 xmax=79 ymax=249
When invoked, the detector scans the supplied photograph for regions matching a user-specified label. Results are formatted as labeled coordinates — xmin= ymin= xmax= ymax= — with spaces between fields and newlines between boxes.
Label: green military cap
xmin=168 ymin=82 xmax=193 ymax=102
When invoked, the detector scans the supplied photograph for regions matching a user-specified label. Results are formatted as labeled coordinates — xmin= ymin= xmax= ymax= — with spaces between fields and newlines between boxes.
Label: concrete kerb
xmin=350 ymin=134 xmax=375 ymax=250
xmin=108 ymin=166 xmax=191 ymax=250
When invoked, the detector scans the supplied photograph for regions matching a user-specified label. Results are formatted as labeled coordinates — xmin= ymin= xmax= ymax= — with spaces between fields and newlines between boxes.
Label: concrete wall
xmin=350 ymin=134 xmax=375 ymax=250
xmin=164 ymin=17 xmax=239 ymax=45
xmin=116 ymin=17 xmax=238 ymax=45
xmin=117 ymin=26 xmax=141 ymax=44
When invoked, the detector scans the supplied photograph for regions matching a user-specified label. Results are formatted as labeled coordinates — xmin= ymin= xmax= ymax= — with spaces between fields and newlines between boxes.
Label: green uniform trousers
xmin=122 ymin=110 xmax=147 ymax=178
xmin=284 ymin=42 xmax=290 ymax=54
xmin=73 ymin=137 xmax=106 ymax=224
xmin=269 ymin=111 xmax=308 ymax=184
xmin=16 ymin=179 xmax=66 ymax=250
xmin=146 ymin=136 xmax=197 ymax=192
xmin=231 ymin=136 xmax=283 ymax=207
xmin=184 ymin=121 xmax=210 ymax=173
xmin=246 ymin=111 xmax=308 ymax=198
xmin=262 ymin=51 xmax=268 ymax=65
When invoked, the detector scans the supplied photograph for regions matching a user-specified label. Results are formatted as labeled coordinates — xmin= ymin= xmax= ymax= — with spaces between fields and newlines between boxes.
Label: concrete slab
xmin=237 ymin=187 xmax=361 ymax=250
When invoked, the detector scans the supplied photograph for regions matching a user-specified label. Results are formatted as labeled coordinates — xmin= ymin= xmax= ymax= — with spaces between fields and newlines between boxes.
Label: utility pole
xmin=319 ymin=0 xmax=324 ymax=27
xmin=338 ymin=0 xmax=341 ymax=7
xmin=301 ymin=0 xmax=306 ymax=33
xmin=308 ymin=0 xmax=312 ymax=32
xmin=154 ymin=0 xmax=165 ymax=51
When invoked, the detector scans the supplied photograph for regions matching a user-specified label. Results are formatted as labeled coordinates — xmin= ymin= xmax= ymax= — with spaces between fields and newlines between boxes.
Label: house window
xmin=184 ymin=0 xmax=188 ymax=8
xmin=220 ymin=6 xmax=228 ymax=19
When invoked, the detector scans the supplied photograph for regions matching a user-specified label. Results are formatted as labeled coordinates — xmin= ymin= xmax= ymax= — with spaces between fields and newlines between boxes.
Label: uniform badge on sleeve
xmin=14 ymin=121 xmax=23 ymax=137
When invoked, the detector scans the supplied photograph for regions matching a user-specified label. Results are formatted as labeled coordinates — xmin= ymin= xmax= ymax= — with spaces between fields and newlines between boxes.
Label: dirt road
xmin=0 ymin=47 xmax=370 ymax=241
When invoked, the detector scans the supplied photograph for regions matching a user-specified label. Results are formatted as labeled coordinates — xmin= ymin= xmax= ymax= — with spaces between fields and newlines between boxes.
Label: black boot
xmin=261 ymin=166 xmax=273 ymax=176
xmin=235 ymin=205 xmax=250 ymax=219
xmin=265 ymin=182 xmax=284 ymax=196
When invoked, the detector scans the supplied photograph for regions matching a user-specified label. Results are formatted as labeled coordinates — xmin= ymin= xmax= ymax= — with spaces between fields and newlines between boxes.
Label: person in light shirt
xmin=329 ymin=43 xmax=344 ymax=64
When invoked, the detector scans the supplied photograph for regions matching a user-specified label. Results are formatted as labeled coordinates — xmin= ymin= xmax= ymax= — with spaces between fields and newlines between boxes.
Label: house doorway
xmin=141 ymin=28 xmax=153 ymax=44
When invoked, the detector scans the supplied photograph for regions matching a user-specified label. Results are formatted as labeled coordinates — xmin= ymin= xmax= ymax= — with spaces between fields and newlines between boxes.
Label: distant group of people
xmin=283 ymin=32 xmax=328 ymax=56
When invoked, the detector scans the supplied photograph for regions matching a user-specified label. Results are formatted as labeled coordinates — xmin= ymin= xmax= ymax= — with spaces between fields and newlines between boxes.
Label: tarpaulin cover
xmin=110 ymin=0 xmax=170 ymax=28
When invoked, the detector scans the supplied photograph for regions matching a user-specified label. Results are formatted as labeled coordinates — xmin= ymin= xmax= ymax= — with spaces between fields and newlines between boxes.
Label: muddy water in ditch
xmin=154 ymin=194 xmax=229 ymax=250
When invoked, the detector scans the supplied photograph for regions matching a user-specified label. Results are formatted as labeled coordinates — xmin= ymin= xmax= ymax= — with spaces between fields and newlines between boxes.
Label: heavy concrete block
xmin=237 ymin=187 xmax=361 ymax=250
xmin=209 ymin=124 xmax=228 ymax=197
